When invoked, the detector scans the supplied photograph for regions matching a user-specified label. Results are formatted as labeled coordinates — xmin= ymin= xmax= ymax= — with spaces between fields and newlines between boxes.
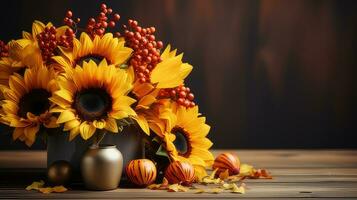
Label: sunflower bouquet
xmin=0 ymin=4 xmax=216 ymax=186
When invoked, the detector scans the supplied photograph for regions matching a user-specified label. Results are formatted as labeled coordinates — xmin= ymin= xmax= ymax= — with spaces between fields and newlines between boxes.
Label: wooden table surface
xmin=0 ymin=150 xmax=356 ymax=199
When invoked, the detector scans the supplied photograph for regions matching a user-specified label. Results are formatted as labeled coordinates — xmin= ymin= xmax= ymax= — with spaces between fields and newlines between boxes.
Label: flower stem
xmin=93 ymin=130 xmax=106 ymax=147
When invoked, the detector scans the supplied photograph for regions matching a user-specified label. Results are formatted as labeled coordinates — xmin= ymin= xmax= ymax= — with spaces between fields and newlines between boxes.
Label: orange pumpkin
xmin=125 ymin=159 xmax=157 ymax=187
xmin=165 ymin=161 xmax=195 ymax=185
xmin=212 ymin=153 xmax=240 ymax=175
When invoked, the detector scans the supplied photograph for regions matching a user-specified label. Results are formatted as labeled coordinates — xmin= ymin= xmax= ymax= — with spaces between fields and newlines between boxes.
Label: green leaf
xmin=118 ymin=125 xmax=124 ymax=132
xmin=117 ymin=117 xmax=135 ymax=127
xmin=156 ymin=144 xmax=169 ymax=158
xmin=119 ymin=64 xmax=128 ymax=69
xmin=152 ymin=136 xmax=162 ymax=144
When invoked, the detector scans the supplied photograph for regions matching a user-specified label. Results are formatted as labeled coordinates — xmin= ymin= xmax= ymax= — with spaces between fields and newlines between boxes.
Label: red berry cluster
xmin=58 ymin=28 xmax=75 ymax=48
xmin=158 ymin=84 xmax=196 ymax=108
xmin=63 ymin=10 xmax=80 ymax=28
xmin=36 ymin=26 xmax=59 ymax=63
xmin=124 ymin=20 xmax=164 ymax=83
xmin=61 ymin=10 xmax=79 ymax=48
xmin=85 ymin=3 xmax=121 ymax=39
xmin=0 ymin=40 xmax=9 ymax=57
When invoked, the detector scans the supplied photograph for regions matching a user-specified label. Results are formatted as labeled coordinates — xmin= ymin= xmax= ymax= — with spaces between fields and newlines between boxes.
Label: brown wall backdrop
xmin=0 ymin=0 xmax=356 ymax=149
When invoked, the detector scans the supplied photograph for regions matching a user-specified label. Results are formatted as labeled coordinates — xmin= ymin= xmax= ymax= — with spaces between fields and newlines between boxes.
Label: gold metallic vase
xmin=81 ymin=144 xmax=123 ymax=190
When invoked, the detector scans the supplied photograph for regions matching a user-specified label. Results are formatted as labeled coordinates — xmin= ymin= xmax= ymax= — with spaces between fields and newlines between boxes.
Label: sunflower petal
xmin=57 ymin=110 xmax=76 ymax=123
xmin=132 ymin=115 xmax=150 ymax=135
xmin=79 ymin=122 xmax=96 ymax=140
xmin=104 ymin=118 xmax=119 ymax=133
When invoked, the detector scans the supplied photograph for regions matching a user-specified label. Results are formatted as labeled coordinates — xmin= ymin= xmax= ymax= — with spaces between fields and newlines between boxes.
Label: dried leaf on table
xmin=147 ymin=177 xmax=169 ymax=190
xmin=219 ymin=169 xmax=230 ymax=180
xmin=178 ymin=185 xmax=189 ymax=192
xmin=211 ymin=187 xmax=223 ymax=194
xmin=231 ymin=183 xmax=245 ymax=194
xmin=167 ymin=184 xmax=189 ymax=192
xmin=222 ymin=183 xmax=234 ymax=190
xmin=201 ymin=168 xmax=224 ymax=184
xmin=26 ymin=180 xmax=67 ymax=194
xmin=194 ymin=188 xmax=205 ymax=193
xmin=26 ymin=180 xmax=45 ymax=191
xmin=168 ymin=184 xmax=179 ymax=192
xmin=209 ymin=168 xmax=218 ymax=179
xmin=38 ymin=186 xmax=68 ymax=194
xmin=147 ymin=184 xmax=161 ymax=190
xmin=52 ymin=186 xmax=68 ymax=193
xmin=38 ymin=187 xmax=53 ymax=194
xmin=239 ymin=163 xmax=272 ymax=179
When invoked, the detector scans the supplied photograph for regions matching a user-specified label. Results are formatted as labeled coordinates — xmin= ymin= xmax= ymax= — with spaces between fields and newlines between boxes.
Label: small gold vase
xmin=81 ymin=144 xmax=123 ymax=190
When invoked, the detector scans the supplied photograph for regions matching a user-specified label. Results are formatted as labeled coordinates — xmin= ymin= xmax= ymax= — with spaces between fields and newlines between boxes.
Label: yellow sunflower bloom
xmin=52 ymin=32 xmax=132 ymax=71
xmin=11 ymin=20 xmax=67 ymax=67
xmin=128 ymin=45 xmax=193 ymax=135
xmin=50 ymin=59 xmax=136 ymax=141
xmin=0 ymin=38 xmax=45 ymax=90
xmin=148 ymin=101 xmax=214 ymax=172
xmin=0 ymin=66 xmax=59 ymax=146
xmin=150 ymin=45 xmax=193 ymax=88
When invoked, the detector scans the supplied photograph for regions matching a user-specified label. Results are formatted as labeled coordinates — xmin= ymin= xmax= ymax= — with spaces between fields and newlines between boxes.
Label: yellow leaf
xmin=219 ymin=169 xmax=230 ymax=180
xmin=26 ymin=180 xmax=45 ymax=191
xmin=168 ymin=184 xmax=180 ymax=192
xmin=239 ymin=164 xmax=254 ymax=176
xmin=52 ymin=186 xmax=68 ymax=193
xmin=209 ymin=168 xmax=218 ymax=179
xmin=147 ymin=184 xmax=161 ymax=190
xmin=195 ymin=189 xmax=205 ymax=193
xmin=211 ymin=188 xmax=223 ymax=194
xmin=222 ymin=183 xmax=234 ymax=190
xmin=178 ymin=185 xmax=189 ymax=192
xmin=231 ymin=183 xmax=245 ymax=194
xmin=38 ymin=187 xmax=53 ymax=194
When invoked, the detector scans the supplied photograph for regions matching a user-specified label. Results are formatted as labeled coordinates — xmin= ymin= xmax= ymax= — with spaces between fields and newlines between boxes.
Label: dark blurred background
xmin=0 ymin=0 xmax=356 ymax=149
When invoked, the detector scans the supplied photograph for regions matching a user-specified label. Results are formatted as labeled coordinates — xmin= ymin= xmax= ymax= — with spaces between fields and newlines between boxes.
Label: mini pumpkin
xmin=212 ymin=153 xmax=240 ymax=175
xmin=125 ymin=159 xmax=157 ymax=187
xmin=165 ymin=161 xmax=195 ymax=185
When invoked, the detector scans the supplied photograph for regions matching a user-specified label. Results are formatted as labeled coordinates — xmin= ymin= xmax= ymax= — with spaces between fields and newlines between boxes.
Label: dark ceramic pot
xmin=47 ymin=126 xmax=144 ymax=182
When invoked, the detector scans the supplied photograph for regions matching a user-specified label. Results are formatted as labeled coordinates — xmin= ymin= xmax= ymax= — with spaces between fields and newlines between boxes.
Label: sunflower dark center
xmin=76 ymin=55 xmax=109 ymax=66
xmin=73 ymin=88 xmax=112 ymax=121
xmin=18 ymin=89 xmax=51 ymax=118
xmin=172 ymin=127 xmax=191 ymax=157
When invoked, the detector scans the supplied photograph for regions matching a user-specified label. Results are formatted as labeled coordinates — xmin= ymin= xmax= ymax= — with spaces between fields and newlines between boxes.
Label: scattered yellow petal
xmin=195 ymin=189 xmax=205 ymax=193
xmin=38 ymin=187 xmax=53 ymax=194
xmin=178 ymin=185 xmax=189 ymax=192
xmin=147 ymin=184 xmax=161 ymax=190
xmin=52 ymin=186 xmax=68 ymax=193
xmin=26 ymin=180 xmax=45 ymax=191
xmin=168 ymin=184 xmax=180 ymax=192
xmin=26 ymin=180 xmax=68 ymax=194
xmin=222 ymin=183 xmax=234 ymax=190
xmin=209 ymin=168 xmax=218 ymax=179
xmin=211 ymin=188 xmax=223 ymax=194
xmin=219 ymin=169 xmax=230 ymax=180
xmin=239 ymin=163 xmax=272 ymax=179
xmin=239 ymin=164 xmax=254 ymax=176
xmin=231 ymin=183 xmax=245 ymax=194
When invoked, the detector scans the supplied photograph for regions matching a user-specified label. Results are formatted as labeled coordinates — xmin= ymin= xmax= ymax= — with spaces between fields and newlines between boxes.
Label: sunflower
xmin=147 ymin=101 xmax=214 ymax=176
xmin=0 ymin=40 xmax=40 ymax=88
xmin=0 ymin=66 xmax=59 ymax=146
xmin=52 ymin=32 xmax=132 ymax=71
xmin=128 ymin=45 xmax=193 ymax=135
xmin=150 ymin=45 xmax=193 ymax=88
xmin=12 ymin=20 xmax=67 ymax=67
xmin=50 ymin=59 xmax=136 ymax=141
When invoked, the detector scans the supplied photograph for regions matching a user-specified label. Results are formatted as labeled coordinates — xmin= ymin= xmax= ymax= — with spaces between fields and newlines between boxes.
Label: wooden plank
xmin=1 ymin=150 xmax=357 ymax=169
xmin=0 ymin=182 xmax=357 ymax=199
xmin=0 ymin=150 xmax=356 ymax=199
